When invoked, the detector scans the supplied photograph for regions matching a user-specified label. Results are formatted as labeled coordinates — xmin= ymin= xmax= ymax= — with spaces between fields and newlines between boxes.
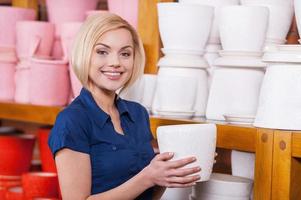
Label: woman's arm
xmin=56 ymin=149 xmax=200 ymax=200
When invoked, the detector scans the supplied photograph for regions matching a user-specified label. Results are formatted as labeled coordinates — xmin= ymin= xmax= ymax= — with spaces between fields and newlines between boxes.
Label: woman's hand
xmin=141 ymin=152 xmax=201 ymax=188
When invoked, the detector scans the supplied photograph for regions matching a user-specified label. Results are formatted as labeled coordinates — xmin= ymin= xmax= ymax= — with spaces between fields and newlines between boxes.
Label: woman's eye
xmin=96 ymin=50 xmax=108 ymax=55
xmin=121 ymin=52 xmax=131 ymax=58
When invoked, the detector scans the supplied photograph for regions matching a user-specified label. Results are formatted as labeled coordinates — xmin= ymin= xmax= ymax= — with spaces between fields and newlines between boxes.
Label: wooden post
xmin=271 ymin=131 xmax=301 ymax=200
xmin=138 ymin=0 xmax=175 ymax=74
xmin=254 ymin=128 xmax=274 ymax=200
xmin=12 ymin=0 xmax=38 ymax=11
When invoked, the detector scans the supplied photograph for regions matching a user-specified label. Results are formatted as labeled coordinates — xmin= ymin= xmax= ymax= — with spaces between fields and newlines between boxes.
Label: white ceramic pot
xmin=254 ymin=45 xmax=301 ymax=130
xmin=154 ymin=67 xmax=208 ymax=117
xmin=206 ymin=67 xmax=264 ymax=121
xmin=157 ymin=2 xmax=214 ymax=51
xmin=295 ymin=0 xmax=301 ymax=42
xmin=119 ymin=76 xmax=144 ymax=104
xmin=141 ymin=74 xmax=157 ymax=111
xmin=179 ymin=0 xmax=240 ymax=44
xmin=192 ymin=173 xmax=253 ymax=198
xmin=231 ymin=150 xmax=255 ymax=180
xmin=152 ymin=75 xmax=197 ymax=115
xmin=160 ymin=187 xmax=192 ymax=200
xmin=193 ymin=193 xmax=249 ymax=200
xmin=157 ymin=124 xmax=217 ymax=181
xmin=241 ymin=0 xmax=294 ymax=48
xmin=158 ymin=48 xmax=208 ymax=69
xmin=219 ymin=5 xmax=269 ymax=52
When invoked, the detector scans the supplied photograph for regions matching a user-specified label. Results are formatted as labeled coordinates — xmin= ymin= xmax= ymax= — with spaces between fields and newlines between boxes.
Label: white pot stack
xmin=152 ymin=3 xmax=214 ymax=118
xmin=206 ymin=5 xmax=268 ymax=122
xmin=179 ymin=0 xmax=240 ymax=85
xmin=190 ymin=173 xmax=253 ymax=200
xmin=240 ymin=0 xmax=294 ymax=51
xmin=253 ymin=45 xmax=301 ymax=130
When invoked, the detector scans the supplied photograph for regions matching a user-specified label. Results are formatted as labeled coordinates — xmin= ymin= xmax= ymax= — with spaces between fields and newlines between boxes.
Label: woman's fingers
xmin=154 ymin=152 xmax=174 ymax=161
xmin=167 ymin=157 xmax=196 ymax=169
xmin=165 ymin=175 xmax=200 ymax=186
xmin=167 ymin=166 xmax=201 ymax=177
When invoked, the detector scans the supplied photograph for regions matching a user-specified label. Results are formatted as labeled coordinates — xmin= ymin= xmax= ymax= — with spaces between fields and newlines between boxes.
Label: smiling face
xmin=88 ymin=28 xmax=134 ymax=93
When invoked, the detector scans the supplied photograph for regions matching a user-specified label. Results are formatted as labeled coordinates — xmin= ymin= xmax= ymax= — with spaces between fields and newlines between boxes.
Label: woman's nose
xmin=108 ymin=54 xmax=120 ymax=67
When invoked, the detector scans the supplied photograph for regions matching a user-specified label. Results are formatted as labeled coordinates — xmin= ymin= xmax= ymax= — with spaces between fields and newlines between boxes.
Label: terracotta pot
xmin=38 ymin=128 xmax=57 ymax=173
xmin=22 ymin=172 xmax=59 ymax=199
xmin=0 ymin=135 xmax=35 ymax=176
xmin=6 ymin=186 xmax=24 ymax=200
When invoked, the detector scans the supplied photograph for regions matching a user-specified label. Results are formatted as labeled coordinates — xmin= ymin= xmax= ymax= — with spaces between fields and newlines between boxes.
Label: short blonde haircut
xmin=71 ymin=12 xmax=145 ymax=91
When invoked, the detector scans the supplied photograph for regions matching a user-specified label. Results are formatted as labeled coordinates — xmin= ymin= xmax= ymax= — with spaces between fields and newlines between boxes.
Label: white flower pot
xmin=206 ymin=67 xmax=264 ymax=120
xmin=157 ymin=124 xmax=217 ymax=181
xmin=254 ymin=45 xmax=301 ymax=130
xmin=153 ymin=67 xmax=208 ymax=117
xmin=160 ymin=187 xmax=192 ymax=200
xmin=219 ymin=5 xmax=269 ymax=52
xmin=141 ymin=74 xmax=157 ymax=111
xmin=241 ymin=0 xmax=294 ymax=48
xmin=179 ymin=0 xmax=240 ymax=44
xmin=192 ymin=173 xmax=253 ymax=199
xmin=157 ymin=2 xmax=214 ymax=51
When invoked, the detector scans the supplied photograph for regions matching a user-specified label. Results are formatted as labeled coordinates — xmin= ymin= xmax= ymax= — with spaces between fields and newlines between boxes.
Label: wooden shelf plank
xmin=0 ymin=101 xmax=62 ymax=125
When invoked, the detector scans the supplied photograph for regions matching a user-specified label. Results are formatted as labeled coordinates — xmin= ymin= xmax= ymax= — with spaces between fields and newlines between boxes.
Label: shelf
xmin=0 ymin=101 xmax=62 ymax=125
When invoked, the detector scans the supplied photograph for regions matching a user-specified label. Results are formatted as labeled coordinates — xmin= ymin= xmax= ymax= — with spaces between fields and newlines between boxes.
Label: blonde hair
xmin=71 ymin=12 xmax=145 ymax=91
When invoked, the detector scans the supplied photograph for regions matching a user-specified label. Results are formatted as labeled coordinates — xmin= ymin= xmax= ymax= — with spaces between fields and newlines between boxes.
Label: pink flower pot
xmin=14 ymin=60 xmax=30 ymax=103
xmin=0 ymin=61 xmax=15 ymax=101
xmin=0 ymin=6 xmax=36 ymax=48
xmin=46 ymin=0 xmax=98 ymax=24
xmin=107 ymin=0 xmax=139 ymax=29
xmin=61 ymin=22 xmax=83 ymax=97
xmin=16 ymin=21 xmax=55 ymax=59
xmin=29 ymin=58 xmax=70 ymax=106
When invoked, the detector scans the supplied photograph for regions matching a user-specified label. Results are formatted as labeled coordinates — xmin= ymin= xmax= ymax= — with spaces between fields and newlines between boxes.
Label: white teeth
xmin=103 ymin=72 xmax=121 ymax=76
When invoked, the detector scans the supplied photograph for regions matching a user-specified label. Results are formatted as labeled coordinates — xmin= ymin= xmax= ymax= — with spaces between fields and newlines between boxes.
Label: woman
xmin=48 ymin=13 xmax=201 ymax=200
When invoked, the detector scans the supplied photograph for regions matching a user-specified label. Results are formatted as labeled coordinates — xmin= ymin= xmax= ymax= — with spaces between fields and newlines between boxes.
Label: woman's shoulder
xmin=119 ymin=98 xmax=148 ymax=116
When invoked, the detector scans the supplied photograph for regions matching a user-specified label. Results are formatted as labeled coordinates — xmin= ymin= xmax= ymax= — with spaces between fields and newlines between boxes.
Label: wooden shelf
xmin=0 ymin=101 xmax=62 ymax=125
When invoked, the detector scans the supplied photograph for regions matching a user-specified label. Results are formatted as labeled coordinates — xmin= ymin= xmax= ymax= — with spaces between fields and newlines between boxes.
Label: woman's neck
xmin=89 ymin=86 xmax=116 ymax=114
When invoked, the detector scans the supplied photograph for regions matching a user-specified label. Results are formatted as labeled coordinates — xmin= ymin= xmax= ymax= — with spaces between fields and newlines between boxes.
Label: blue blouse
xmin=48 ymin=88 xmax=155 ymax=199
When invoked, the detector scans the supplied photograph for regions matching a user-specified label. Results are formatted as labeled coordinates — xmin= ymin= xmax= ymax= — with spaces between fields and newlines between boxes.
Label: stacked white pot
xmin=152 ymin=3 xmax=214 ymax=118
xmin=0 ymin=7 xmax=36 ymax=101
xmin=179 ymin=0 xmax=240 ymax=86
xmin=190 ymin=173 xmax=253 ymax=200
xmin=240 ymin=0 xmax=294 ymax=51
xmin=253 ymin=45 xmax=301 ymax=130
xmin=295 ymin=0 xmax=301 ymax=44
xmin=119 ymin=74 xmax=157 ymax=113
xmin=206 ymin=5 xmax=268 ymax=122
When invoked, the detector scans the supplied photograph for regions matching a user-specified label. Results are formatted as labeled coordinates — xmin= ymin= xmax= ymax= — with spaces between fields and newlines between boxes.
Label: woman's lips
xmin=102 ymin=71 xmax=123 ymax=80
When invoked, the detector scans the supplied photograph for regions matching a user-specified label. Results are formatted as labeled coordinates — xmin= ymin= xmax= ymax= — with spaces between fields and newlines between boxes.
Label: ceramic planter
xmin=157 ymin=2 xmax=214 ymax=52
xmin=206 ymin=67 xmax=264 ymax=120
xmin=107 ymin=0 xmax=139 ymax=28
xmin=0 ymin=61 xmax=15 ymax=101
xmin=219 ymin=5 xmax=269 ymax=52
xmin=157 ymin=124 xmax=217 ymax=181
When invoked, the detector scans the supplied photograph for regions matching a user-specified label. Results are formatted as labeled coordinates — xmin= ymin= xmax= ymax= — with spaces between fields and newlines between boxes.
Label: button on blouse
xmin=48 ymin=88 xmax=155 ymax=199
